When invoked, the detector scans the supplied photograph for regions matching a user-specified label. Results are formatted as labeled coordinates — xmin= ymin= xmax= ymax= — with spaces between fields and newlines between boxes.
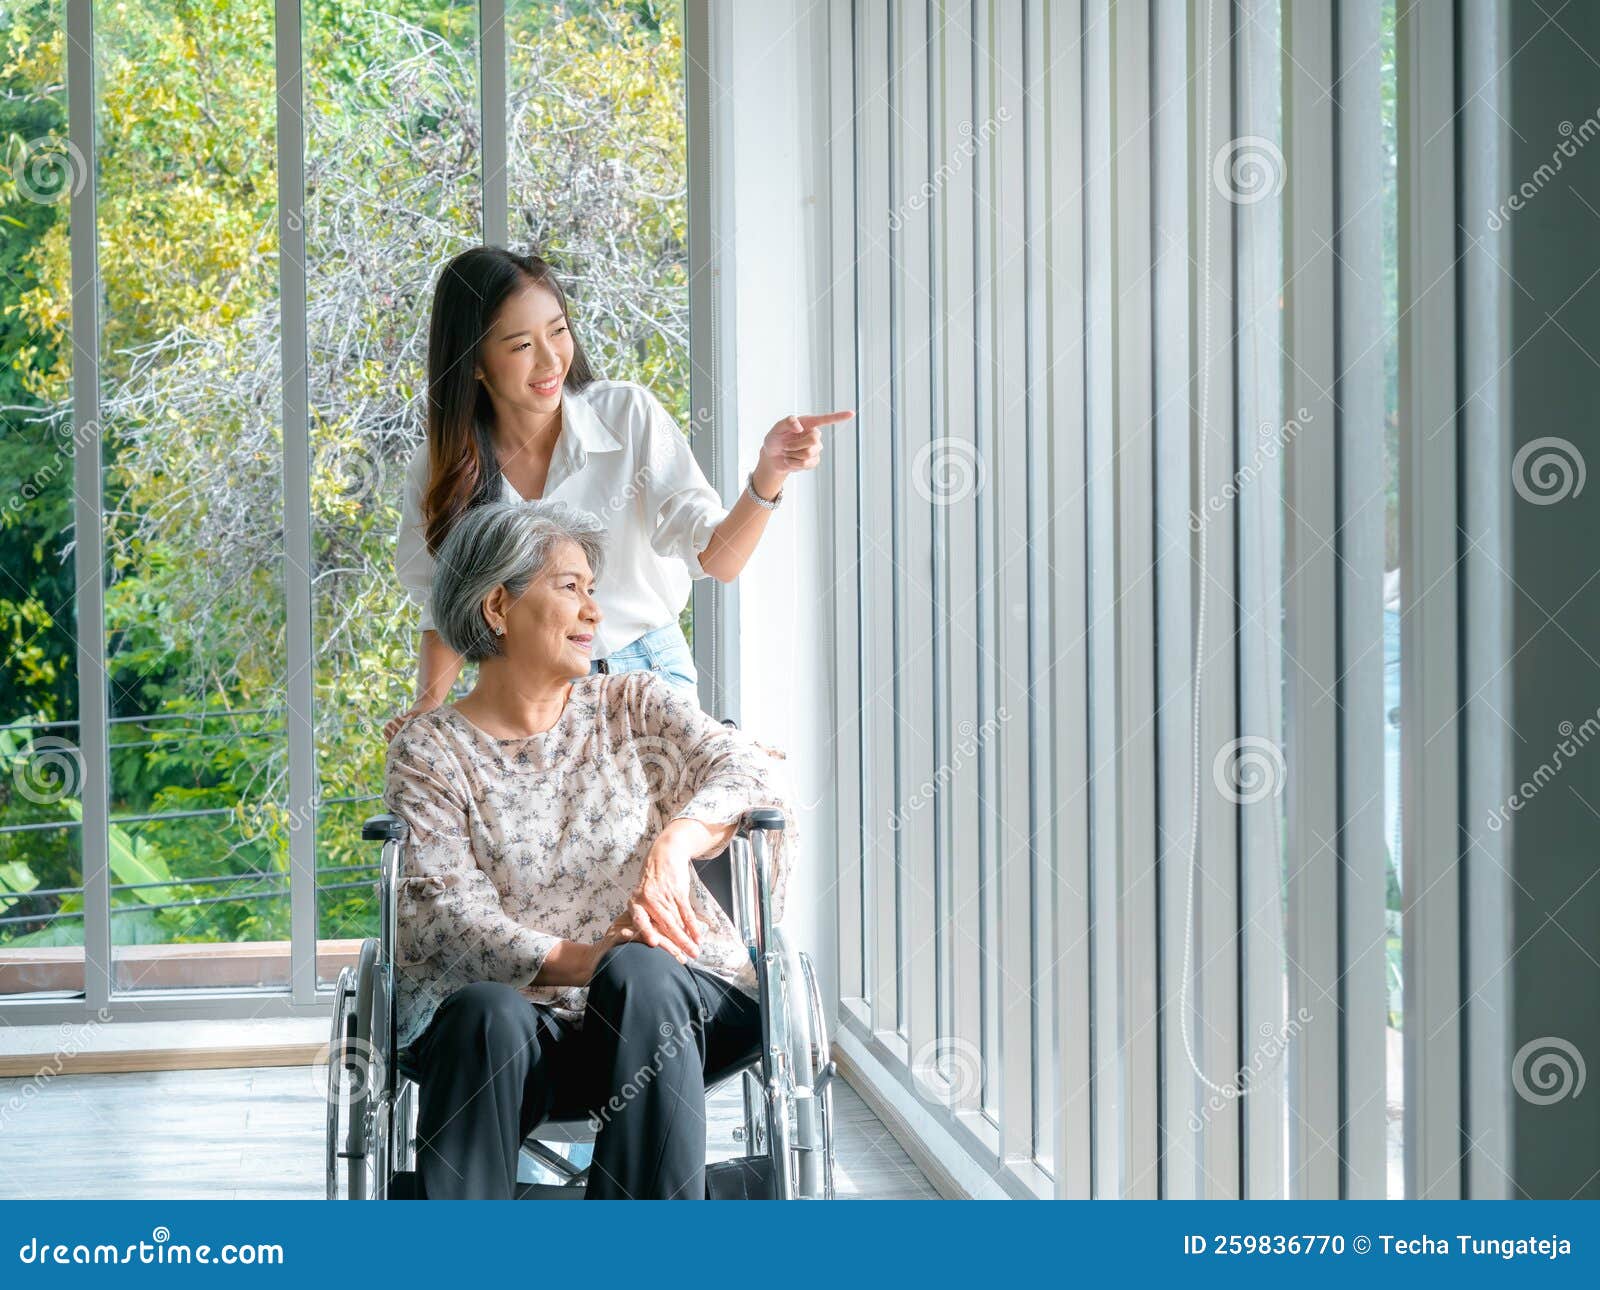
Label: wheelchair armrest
xmin=741 ymin=806 xmax=786 ymax=834
xmin=696 ymin=808 xmax=783 ymax=927
xmin=361 ymin=814 xmax=406 ymax=971
xmin=362 ymin=813 xmax=407 ymax=843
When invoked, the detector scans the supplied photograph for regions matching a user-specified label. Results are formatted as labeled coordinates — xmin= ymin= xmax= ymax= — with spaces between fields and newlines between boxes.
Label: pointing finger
xmin=797 ymin=409 xmax=855 ymax=430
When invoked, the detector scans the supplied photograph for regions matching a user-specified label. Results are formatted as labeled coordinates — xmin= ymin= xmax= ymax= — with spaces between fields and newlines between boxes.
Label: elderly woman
xmin=383 ymin=499 xmax=795 ymax=1201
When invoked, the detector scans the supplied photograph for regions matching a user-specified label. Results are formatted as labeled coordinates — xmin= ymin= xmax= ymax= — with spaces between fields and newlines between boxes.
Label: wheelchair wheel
xmin=741 ymin=1067 xmax=767 ymax=1158
xmin=798 ymin=951 xmax=836 ymax=1200
xmin=758 ymin=929 xmax=836 ymax=1199
xmin=325 ymin=939 xmax=392 ymax=1200
xmin=324 ymin=966 xmax=354 ymax=1199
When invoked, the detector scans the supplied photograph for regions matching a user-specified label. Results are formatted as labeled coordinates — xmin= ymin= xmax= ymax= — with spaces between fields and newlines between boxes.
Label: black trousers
xmin=407 ymin=941 xmax=761 ymax=1200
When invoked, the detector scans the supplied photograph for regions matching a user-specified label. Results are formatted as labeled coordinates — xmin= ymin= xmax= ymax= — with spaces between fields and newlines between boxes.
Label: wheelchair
xmin=324 ymin=801 xmax=836 ymax=1199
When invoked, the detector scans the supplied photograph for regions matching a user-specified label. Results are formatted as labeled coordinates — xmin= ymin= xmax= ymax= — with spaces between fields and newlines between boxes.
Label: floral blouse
xmin=382 ymin=670 xmax=797 ymax=1050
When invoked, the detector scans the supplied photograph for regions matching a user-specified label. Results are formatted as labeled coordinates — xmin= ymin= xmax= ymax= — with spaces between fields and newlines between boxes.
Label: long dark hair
xmin=422 ymin=246 xmax=596 ymax=555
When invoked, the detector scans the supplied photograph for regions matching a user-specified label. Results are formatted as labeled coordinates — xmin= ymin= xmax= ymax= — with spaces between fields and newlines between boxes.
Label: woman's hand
xmin=384 ymin=699 xmax=441 ymax=743
xmin=536 ymin=927 xmax=639 ymax=988
xmin=384 ymin=632 xmax=463 ymax=742
xmin=752 ymin=409 xmax=855 ymax=498
xmin=607 ymin=900 xmax=705 ymax=967
xmin=581 ymin=924 xmax=639 ymax=983
xmin=624 ymin=841 xmax=709 ymax=964
xmin=698 ymin=410 xmax=855 ymax=582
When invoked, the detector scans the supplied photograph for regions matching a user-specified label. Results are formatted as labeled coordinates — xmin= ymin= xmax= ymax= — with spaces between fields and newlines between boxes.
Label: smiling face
xmin=482 ymin=538 xmax=602 ymax=680
xmin=474 ymin=280 xmax=575 ymax=417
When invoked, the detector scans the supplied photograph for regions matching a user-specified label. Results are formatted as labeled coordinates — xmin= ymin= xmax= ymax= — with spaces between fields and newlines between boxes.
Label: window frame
xmin=1 ymin=0 xmax=718 ymax=1027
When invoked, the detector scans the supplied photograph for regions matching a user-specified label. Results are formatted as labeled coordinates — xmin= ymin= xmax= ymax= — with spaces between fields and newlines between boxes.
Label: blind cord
xmin=1177 ymin=0 xmax=1248 ymax=1100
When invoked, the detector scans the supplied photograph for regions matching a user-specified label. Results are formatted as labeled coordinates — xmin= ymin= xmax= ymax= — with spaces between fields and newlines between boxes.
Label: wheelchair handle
xmin=729 ymin=811 xmax=783 ymax=962
xmin=362 ymin=814 xmax=407 ymax=842
xmin=380 ymin=835 xmax=401 ymax=972
xmin=729 ymin=836 xmax=757 ymax=953
xmin=741 ymin=806 xmax=786 ymax=834
xmin=360 ymin=815 xmax=406 ymax=974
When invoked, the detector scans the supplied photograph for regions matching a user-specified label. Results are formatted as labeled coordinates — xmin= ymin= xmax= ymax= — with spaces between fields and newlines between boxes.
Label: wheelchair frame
xmin=325 ymin=805 xmax=836 ymax=1200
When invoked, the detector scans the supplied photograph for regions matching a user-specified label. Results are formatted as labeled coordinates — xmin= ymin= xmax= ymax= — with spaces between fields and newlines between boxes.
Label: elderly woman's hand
xmin=619 ymin=868 xmax=707 ymax=965
xmin=583 ymin=925 xmax=638 ymax=981
xmin=534 ymin=924 xmax=640 ymax=988
xmin=624 ymin=820 xmax=724 ymax=962
xmin=605 ymin=904 xmax=697 ymax=967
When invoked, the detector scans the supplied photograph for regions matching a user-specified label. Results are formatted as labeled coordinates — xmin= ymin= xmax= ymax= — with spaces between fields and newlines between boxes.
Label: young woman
xmin=386 ymin=246 xmax=852 ymax=740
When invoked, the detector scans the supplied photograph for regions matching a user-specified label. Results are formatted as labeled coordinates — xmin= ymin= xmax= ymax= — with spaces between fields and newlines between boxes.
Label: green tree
xmin=1 ymin=0 xmax=689 ymax=953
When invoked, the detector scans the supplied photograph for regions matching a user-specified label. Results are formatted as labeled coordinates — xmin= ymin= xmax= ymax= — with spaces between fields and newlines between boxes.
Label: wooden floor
xmin=0 ymin=1063 xmax=939 ymax=1200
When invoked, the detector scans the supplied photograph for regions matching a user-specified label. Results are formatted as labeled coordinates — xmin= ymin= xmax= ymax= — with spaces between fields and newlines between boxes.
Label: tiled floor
xmin=0 ymin=1062 xmax=939 ymax=1200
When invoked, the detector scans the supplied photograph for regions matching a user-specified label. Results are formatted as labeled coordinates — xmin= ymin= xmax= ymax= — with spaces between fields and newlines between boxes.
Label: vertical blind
xmin=823 ymin=0 xmax=1496 ymax=1200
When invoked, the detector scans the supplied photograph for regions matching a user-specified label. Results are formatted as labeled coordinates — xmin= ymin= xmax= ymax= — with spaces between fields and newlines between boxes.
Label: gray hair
xmin=430 ymin=500 xmax=608 ymax=661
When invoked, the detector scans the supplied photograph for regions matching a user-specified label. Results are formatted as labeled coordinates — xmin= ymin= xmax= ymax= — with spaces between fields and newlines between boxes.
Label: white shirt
xmin=396 ymin=380 xmax=729 ymax=658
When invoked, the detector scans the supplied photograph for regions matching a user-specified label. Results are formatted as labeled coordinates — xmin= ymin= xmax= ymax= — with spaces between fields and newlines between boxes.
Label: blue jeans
xmin=588 ymin=622 xmax=699 ymax=696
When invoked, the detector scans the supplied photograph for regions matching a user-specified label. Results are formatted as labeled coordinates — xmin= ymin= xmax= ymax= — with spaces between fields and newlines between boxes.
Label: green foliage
xmin=1 ymin=0 xmax=74 ymax=734
xmin=1 ymin=0 xmax=688 ymax=957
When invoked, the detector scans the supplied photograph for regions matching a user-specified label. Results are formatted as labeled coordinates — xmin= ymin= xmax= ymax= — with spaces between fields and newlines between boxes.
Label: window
xmin=507 ymin=0 xmax=693 ymax=639
xmin=92 ymin=1 xmax=288 ymax=992
xmin=302 ymin=0 xmax=483 ymax=988
xmin=0 ymin=0 xmax=78 ymax=998
xmin=0 ymin=0 xmax=697 ymax=1020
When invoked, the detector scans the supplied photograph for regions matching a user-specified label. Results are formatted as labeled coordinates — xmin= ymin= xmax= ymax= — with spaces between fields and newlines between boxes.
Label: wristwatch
xmin=746 ymin=470 xmax=784 ymax=510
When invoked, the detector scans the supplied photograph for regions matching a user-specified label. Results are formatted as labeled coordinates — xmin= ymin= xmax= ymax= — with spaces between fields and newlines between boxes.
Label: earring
xmin=493 ymin=625 xmax=505 ymax=636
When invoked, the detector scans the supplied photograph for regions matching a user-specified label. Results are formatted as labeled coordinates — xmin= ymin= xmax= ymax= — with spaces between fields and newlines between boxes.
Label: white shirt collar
xmin=555 ymin=382 xmax=625 ymax=473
